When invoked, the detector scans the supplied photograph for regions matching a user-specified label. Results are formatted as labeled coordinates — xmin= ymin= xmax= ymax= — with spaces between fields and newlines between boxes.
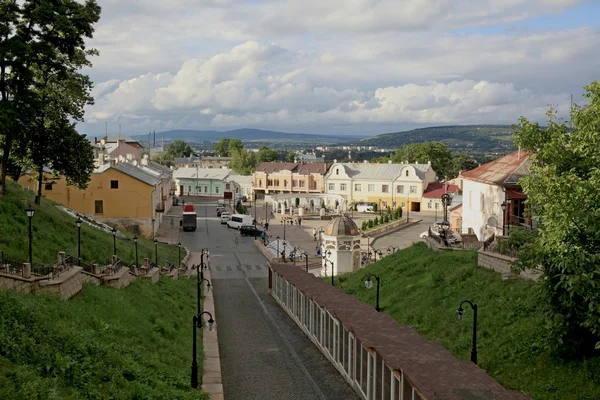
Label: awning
xmin=506 ymin=188 xmax=527 ymax=199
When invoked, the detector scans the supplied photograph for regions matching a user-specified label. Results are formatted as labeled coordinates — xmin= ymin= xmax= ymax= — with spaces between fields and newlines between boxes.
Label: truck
xmin=183 ymin=203 xmax=195 ymax=212
xmin=182 ymin=211 xmax=197 ymax=231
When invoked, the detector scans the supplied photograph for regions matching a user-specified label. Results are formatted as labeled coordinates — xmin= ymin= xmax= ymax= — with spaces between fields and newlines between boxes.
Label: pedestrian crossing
xmin=209 ymin=264 xmax=269 ymax=279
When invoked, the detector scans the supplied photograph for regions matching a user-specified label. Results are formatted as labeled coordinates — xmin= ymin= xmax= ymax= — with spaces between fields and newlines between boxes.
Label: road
xmin=371 ymin=213 xmax=437 ymax=252
xmin=178 ymin=200 xmax=360 ymax=400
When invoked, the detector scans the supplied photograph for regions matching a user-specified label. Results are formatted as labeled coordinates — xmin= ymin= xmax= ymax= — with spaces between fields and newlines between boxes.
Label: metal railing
xmin=0 ymin=251 xmax=26 ymax=276
xmin=79 ymin=259 xmax=95 ymax=274
xmin=31 ymin=264 xmax=56 ymax=279
xmin=428 ymin=227 xmax=443 ymax=245
xmin=102 ymin=257 xmax=123 ymax=276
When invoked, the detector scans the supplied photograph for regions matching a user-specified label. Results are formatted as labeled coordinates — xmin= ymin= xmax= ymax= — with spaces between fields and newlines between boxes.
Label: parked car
xmin=217 ymin=207 xmax=226 ymax=217
xmin=235 ymin=195 xmax=247 ymax=202
xmin=240 ymin=225 xmax=263 ymax=237
xmin=420 ymin=226 xmax=440 ymax=239
xmin=220 ymin=213 xmax=230 ymax=224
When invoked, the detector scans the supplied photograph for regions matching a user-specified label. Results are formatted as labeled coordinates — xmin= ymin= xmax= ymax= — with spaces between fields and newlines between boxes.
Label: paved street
xmin=371 ymin=213 xmax=437 ymax=252
xmin=178 ymin=201 xmax=360 ymax=400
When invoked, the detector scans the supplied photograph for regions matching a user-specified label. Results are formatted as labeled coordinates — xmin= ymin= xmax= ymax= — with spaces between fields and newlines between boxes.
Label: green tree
xmin=165 ymin=140 xmax=193 ymax=158
xmin=286 ymin=151 xmax=296 ymax=162
xmin=213 ymin=138 xmax=243 ymax=157
xmin=152 ymin=152 xmax=174 ymax=167
xmin=0 ymin=0 xmax=101 ymax=195
xmin=372 ymin=156 xmax=390 ymax=163
xmin=514 ymin=81 xmax=600 ymax=357
xmin=391 ymin=142 xmax=453 ymax=179
xmin=256 ymin=146 xmax=279 ymax=163
xmin=229 ymin=148 xmax=256 ymax=175
xmin=451 ymin=154 xmax=478 ymax=177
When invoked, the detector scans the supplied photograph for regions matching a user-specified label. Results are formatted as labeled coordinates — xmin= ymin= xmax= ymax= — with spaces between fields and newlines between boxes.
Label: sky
xmin=81 ymin=0 xmax=600 ymax=137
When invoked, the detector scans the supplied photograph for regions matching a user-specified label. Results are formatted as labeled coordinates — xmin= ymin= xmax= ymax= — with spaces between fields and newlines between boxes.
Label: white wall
xmin=461 ymin=179 xmax=504 ymax=240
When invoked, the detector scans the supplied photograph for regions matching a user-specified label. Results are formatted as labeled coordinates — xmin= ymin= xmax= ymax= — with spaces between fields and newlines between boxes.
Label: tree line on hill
xmin=0 ymin=0 xmax=101 ymax=205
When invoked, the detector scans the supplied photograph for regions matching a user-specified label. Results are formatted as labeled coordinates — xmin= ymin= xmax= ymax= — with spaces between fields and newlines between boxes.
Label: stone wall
xmin=102 ymin=267 xmax=135 ymax=289
xmin=38 ymin=267 xmax=86 ymax=300
xmin=0 ymin=274 xmax=35 ymax=295
xmin=477 ymin=249 xmax=542 ymax=281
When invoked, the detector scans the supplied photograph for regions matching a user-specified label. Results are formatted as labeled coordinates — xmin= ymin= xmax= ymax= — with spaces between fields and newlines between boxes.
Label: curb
xmin=201 ymin=266 xmax=224 ymax=399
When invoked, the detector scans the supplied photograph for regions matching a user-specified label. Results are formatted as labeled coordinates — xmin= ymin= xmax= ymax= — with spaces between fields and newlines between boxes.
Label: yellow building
xmin=18 ymin=160 xmax=173 ymax=237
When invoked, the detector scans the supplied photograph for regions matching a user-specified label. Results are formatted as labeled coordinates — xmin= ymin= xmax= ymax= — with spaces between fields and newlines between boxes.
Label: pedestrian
xmin=265 ymin=222 xmax=269 ymax=231
xmin=260 ymin=230 xmax=266 ymax=245
xmin=316 ymin=248 xmax=321 ymax=257
xmin=313 ymin=228 xmax=317 ymax=241
xmin=298 ymin=217 xmax=302 ymax=226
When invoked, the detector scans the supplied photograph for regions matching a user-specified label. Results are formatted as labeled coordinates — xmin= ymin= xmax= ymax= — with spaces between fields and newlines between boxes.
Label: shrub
xmin=374 ymin=218 xmax=379 ymax=226
xmin=384 ymin=215 xmax=389 ymax=223
xmin=361 ymin=221 xmax=368 ymax=231
xmin=368 ymin=219 xmax=374 ymax=228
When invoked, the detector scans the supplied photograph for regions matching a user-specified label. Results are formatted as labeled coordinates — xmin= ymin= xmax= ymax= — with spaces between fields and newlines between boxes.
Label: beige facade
xmin=253 ymin=162 xmax=329 ymax=196
xmin=174 ymin=156 xmax=231 ymax=169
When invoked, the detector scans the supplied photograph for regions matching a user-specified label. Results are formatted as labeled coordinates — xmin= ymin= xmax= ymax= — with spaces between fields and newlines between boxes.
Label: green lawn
xmin=0 ymin=181 xmax=180 ymax=266
xmin=334 ymin=243 xmax=600 ymax=400
xmin=0 ymin=277 xmax=207 ymax=399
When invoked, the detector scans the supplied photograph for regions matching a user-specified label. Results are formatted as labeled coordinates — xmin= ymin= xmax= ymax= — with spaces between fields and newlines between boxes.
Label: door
xmin=179 ymin=185 xmax=183 ymax=196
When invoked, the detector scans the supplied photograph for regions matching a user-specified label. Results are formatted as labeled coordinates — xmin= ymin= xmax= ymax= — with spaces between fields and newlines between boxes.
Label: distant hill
xmin=133 ymin=128 xmax=363 ymax=146
xmin=353 ymin=125 xmax=517 ymax=151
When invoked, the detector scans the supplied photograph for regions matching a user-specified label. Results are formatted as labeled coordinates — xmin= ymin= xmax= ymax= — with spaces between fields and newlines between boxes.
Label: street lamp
xmin=76 ymin=217 xmax=82 ymax=265
xmin=500 ymin=201 xmax=507 ymax=236
xmin=378 ymin=198 xmax=382 ymax=216
xmin=152 ymin=218 xmax=155 ymax=240
xmin=364 ymin=273 xmax=381 ymax=312
xmin=178 ymin=242 xmax=181 ymax=268
xmin=191 ymin=311 xmax=215 ymax=389
xmin=282 ymin=241 xmax=287 ymax=262
xmin=387 ymin=246 xmax=399 ymax=254
xmin=26 ymin=205 xmax=34 ymax=265
xmin=154 ymin=239 xmax=158 ymax=267
xmin=133 ymin=234 xmax=139 ymax=268
xmin=276 ymin=235 xmax=281 ymax=256
xmin=323 ymin=250 xmax=334 ymax=286
xmin=506 ymin=198 xmax=512 ymax=235
xmin=112 ymin=227 xmax=117 ymax=256
xmin=457 ymin=300 xmax=478 ymax=365
xmin=282 ymin=218 xmax=286 ymax=240
xmin=200 ymin=248 xmax=209 ymax=280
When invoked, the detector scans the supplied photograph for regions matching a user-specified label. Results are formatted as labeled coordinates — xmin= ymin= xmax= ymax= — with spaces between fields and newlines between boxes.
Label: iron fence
xmin=79 ymin=259 xmax=95 ymax=274
xmin=102 ymin=257 xmax=123 ymax=276
xmin=0 ymin=251 xmax=26 ymax=276
xmin=31 ymin=264 xmax=56 ymax=279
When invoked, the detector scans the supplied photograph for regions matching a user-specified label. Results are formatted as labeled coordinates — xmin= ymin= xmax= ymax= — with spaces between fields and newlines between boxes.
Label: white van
xmin=227 ymin=214 xmax=253 ymax=229
xmin=220 ymin=212 xmax=230 ymax=224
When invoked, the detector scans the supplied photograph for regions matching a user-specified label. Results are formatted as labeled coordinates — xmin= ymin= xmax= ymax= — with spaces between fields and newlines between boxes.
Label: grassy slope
xmin=0 ymin=277 xmax=206 ymax=400
xmin=0 ymin=181 xmax=180 ymax=266
xmin=334 ymin=243 xmax=600 ymax=400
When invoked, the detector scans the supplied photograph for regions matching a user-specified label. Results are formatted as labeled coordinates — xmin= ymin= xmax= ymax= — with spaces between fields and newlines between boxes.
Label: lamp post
xmin=378 ymin=198 xmax=382 ymax=216
xmin=178 ymin=242 xmax=181 ymax=268
xmin=191 ymin=311 xmax=215 ymax=389
xmin=276 ymin=235 xmax=280 ymax=256
xmin=440 ymin=193 xmax=452 ymax=245
xmin=500 ymin=201 xmax=507 ymax=236
xmin=323 ymin=250 xmax=334 ymax=286
xmin=282 ymin=218 xmax=286 ymax=240
xmin=76 ymin=217 xmax=82 ymax=265
xmin=506 ymin=198 xmax=512 ymax=235
xmin=112 ymin=228 xmax=117 ymax=256
xmin=154 ymin=239 xmax=158 ymax=267
xmin=387 ymin=246 xmax=399 ymax=254
xmin=406 ymin=192 xmax=410 ymax=222
xmin=152 ymin=218 xmax=155 ymax=240
xmin=364 ymin=273 xmax=381 ymax=312
xmin=282 ymin=241 xmax=287 ymax=262
xmin=457 ymin=300 xmax=478 ymax=365
xmin=134 ymin=235 xmax=139 ymax=268
xmin=200 ymin=248 xmax=209 ymax=280
xmin=253 ymin=193 xmax=257 ymax=240
xmin=26 ymin=205 xmax=34 ymax=265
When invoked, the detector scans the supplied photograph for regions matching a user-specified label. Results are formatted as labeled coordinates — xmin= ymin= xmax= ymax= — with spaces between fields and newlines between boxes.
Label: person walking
xmin=313 ymin=227 xmax=317 ymax=241
xmin=260 ymin=230 xmax=266 ymax=245
xmin=265 ymin=222 xmax=269 ymax=231
xmin=298 ymin=217 xmax=302 ymax=226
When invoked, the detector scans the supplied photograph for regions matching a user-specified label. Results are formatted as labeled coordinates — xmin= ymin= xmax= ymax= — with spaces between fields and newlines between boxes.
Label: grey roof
xmin=174 ymin=156 xmax=200 ymax=164
xmin=324 ymin=215 xmax=360 ymax=236
xmin=113 ymin=163 xmax=161 ymax=186
xmin=333 ymin=162 xmax=432 ymax=180
xmin=173 ymin=167 xmax=231 ymax=180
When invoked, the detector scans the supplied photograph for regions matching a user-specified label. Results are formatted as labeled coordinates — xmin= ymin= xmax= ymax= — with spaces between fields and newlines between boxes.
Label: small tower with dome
xmin=321 ymin=214 xmax=362 ymax=277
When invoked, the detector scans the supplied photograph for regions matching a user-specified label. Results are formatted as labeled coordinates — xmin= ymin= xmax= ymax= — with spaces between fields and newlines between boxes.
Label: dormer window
xmin=405 ymin=170 xmax=409 ymax=177
xmin=336 ymin=168 xmax=339 ymax=175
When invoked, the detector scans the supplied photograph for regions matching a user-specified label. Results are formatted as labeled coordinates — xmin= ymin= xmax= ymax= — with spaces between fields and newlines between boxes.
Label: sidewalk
xmin=155 ymin=206 xmax=183 ymax=244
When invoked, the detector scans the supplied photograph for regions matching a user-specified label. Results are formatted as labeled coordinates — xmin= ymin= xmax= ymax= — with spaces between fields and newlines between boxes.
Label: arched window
xmin=336 ymin=168 xmax=339 ymax=175
xmin=405 ymin=170 xmax=409 ymax=177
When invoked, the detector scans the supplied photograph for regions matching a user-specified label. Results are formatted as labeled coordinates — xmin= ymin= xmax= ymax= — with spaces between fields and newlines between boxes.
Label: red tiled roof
xmin=422 ymin=182 xmax=460 ymax=199
xmin=255 ymin=162 xmax=330 ymax=175
xmin=460 ymin=151 xmax=530 ymax=185
xmin=295 ymin=162 xmax=329 ymax=175
xmin=255 ymin=162 xmax=299 ymax=173
xmin=269 ymin=263 xmax=531 ymax=400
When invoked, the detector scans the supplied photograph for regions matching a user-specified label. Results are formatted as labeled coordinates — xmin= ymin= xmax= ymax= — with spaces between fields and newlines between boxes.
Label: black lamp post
xmin=282 ymin=218 xmax=286 ymax=240
xmin=364 ymin=273 xmax=381 ymax=312
xmin=323 ymin=250 xmax=334 ymax=286
xmin=76 ymin=217 xmax=82 ymax=265
xmin=440 ymin=193 xmax=452 ymax=245
xmin=152 ymin=218 xmax=155 ymax=240
xmin=154 ymin=239 xmax=158 ymax=267
xmin=200 ymin=248 xmax=209 ymax=280
xmin=457 ymin=300 xmax=478 ymax=365
xmin=253 ymin=193 xmax=257 ymax=240
xmin=134 ymin=234 xmax=139 ymax=268
xmin=282 ymin=241 xmax=287 ymax=262
xmin=276 ymin=235 xmax=280 ymax=255
xmin=178 ymin=242 xmax=181 ymax=268
xmin=506 ymin=198 xmax=512 ymax=235
xmin=26 ymin=205 xmax=34 ymax=265
xmin=191 ymin=311 xmax=215 ymax=389
xmin=500 ymin=201 xmax=507 ymax=236
xmin=378 ymin=198 xmax=382 ymax=216
xmin=387 ymin=246 xmax=399 ymax=254
xmin=112 ymin=227 xmax=117 ymax=256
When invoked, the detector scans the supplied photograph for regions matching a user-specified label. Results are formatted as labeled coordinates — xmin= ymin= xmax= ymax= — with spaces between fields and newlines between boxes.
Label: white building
xmin=323 ymin=161 xmax=437 ymax=212
xmin=227 ymin=174 xmax=254 ymax=200
xmin=173 ymin=167 xmax=232 ymax=197
xmin=460 ymin=151 xmax=531 ymax=240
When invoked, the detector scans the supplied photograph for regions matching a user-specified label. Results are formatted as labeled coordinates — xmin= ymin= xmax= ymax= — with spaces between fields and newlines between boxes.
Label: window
xmin=360 ymin=345 xmax=368 ymax=394
xmin=428 ymin=202 xmax=432 ymax=209
xmin=188 ymin=186 xmax=191 ymax=193
xmin=215 ymin=186 xmax=219 ymax=194
xmin=284 ymin=180 xmax=288 ymax=187
xmin=44 ymin=183 xmax=52 ymax=191
xmin=368 ymin=184 xmax=375 ymax=192
xmin=383 ymin=362 xmax=392 ymax=400
xmin=403 ymin=374 xmax=413 ymax=400
xmin=405 ymin=170 xmax=409 ymax=177
xmin=410 ymin=185 xmax=417 ymax=194
xmin=225 ymin=183 xmax=231 ymax=190
xmin=435 ymin=203 xmax=439 ymax=209
xmin=396 ymin=185 xmax=404 ymax=194
xmin=110 ymin=180 xmax=119 ymax=189
xmin=259 ymin=179 xmax=262 ymax=186
xmin=328 ymin=183 xmax=335 ymax=191
xmin=401 ymin=202 xmax=406 ymax=207
xmin=299 ymin=180 xmax=305 ymax=188
xmin=382 ymin=184 xmax=389 ymax=193
xmin=340 ymin=183 xmax=347 ymax=191
xmin=274 ymin=179 xmax=280 ymax=186
xmin=293 ymin=180 xmax=298 ymax=187
xmin=198 ymin=186 xmax=202 ymax=193
xmin=354 ymin=184 xmax=361 ymax=192
xmin=336 ymin=168 xmax=339 ymax=175
xmin=480 ymin=193 xmax=484 ymax=210
xmin=382 ymin=201 xmax=387 ymax=208
xmin=94 ymin=200 xmax=104 ymax=214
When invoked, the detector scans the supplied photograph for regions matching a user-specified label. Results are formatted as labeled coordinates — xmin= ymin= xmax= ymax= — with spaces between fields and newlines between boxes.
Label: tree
xmin=286 ymin=151 xmax=296 ymax=162
xmin=0 ymin=0 xmax=101 ymax=195
xmin=152 ymin=152 xmax=174 ymax=167
xmin=450 ymin=154 xmax=478 ymax=178
xmin=256 ymin=146 xmax=279 ymax=163
xmin=213 ymin=138 xmax=243 ymax=157
xmin=165 ymin=140 xmax=193 ymax=158
xmin=514 ymin=81 xmax=600 ymax=358
xmin=229 ymin=148 xmax=256 ymax=175
xmin=391 ymin=142 xmax=453 ymax=179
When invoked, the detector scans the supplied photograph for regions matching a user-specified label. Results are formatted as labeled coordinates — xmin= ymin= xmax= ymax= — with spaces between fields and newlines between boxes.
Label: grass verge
xmin=0 ymin=181 xmax=180 ymax=266
xmin=334 ymin=243 xmax=600 ymax=400
xmin=0 ymin=277 xmax=207 ymax=399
